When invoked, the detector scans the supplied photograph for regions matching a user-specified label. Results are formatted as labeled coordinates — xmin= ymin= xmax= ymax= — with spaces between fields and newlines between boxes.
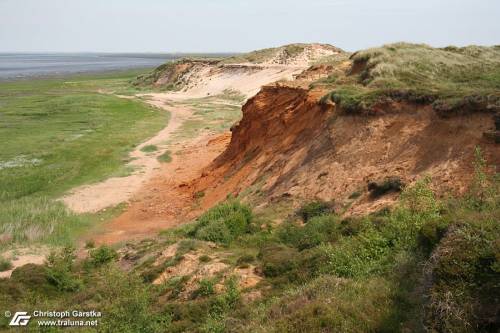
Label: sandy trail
xmin=61 ymin=96 xmax=192 ymax=213
xmin=87 ymin=132 xmax=230 ymax=245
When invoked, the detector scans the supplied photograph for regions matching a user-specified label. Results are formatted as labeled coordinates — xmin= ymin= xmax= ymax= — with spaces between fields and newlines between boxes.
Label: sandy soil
xmin=0 ymin=248 xmax=48 ymax=278
xmin=86 ymin=131 xmax=230 ymax=245
xmin=162 ymin=65 xmax=305 ymax=100
xmin=61 ymin=96 xmax=193 ymax=213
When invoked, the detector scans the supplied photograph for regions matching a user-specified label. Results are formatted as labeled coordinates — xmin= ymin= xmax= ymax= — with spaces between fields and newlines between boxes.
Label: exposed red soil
xmin=193 ymin=83 xmax=499 ymax=216
xmin=87 ymin=132 xmax=231 ymax=246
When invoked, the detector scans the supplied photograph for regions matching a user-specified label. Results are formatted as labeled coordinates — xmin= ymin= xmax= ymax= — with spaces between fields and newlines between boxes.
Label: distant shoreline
xmin=0 ymin=53 xmax=238 ymax=82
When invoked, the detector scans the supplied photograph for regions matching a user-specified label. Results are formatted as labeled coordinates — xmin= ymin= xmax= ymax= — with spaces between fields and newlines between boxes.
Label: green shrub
xmin=259 ymin=244 xmax=299 ymax=278
xmin=193 ymin=279 xmax=216 ymax=298
xmin=278 ymin=215 xmax=340 ymax=250
xmin=0 ymin=257 xmax=12 ymax=272
xmin=190 ymin=200 xmax=253 ymax=245
xmin=45 ymin=247 xmax=82 ymax=292
xmin=97 ymin=267 xmax=170 ymax=333
xmin=88 ymin=245 xmax=118 ymax=267
xmin=296 ymin=200 xmax=333 ymax=222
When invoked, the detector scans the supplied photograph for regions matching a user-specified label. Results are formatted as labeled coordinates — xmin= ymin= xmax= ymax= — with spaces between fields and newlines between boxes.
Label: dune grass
xmin=318 ymin=43 xmax=500 ymax=114
xmin=0 ymin=71 xmax=169 ymax=247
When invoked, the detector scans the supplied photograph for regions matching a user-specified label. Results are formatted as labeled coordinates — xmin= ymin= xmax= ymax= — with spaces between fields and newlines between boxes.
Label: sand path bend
xmin=60 ymin=95 xmax=192 ymax=213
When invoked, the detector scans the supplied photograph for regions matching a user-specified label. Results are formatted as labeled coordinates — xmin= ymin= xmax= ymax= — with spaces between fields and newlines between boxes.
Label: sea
xmin=0 ymin=53 xmax=180 ymax=81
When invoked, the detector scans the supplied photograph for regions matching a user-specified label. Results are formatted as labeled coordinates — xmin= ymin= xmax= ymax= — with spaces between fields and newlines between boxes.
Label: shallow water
xmin=0 ymin=53 xmax=176 ymax=80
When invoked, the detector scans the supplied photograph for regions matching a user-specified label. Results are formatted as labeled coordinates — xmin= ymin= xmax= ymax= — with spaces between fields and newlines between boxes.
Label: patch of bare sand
xmin=86 ymin=131 xmax=230 ymax=245
xmin=0 ymin=247 xmax=48 ymax=278
xmin=61 ymin=96 xmax=192 ymax=213
xmin=153 ymin=65 xmax=305 ymax=101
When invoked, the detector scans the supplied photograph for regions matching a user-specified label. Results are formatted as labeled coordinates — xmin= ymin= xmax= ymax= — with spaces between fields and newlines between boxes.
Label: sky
xmin=1 ymin=0 xmax=499 ymax=53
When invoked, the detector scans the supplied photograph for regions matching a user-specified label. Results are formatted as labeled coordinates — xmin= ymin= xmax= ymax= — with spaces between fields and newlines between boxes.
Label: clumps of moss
xmin=368 ymin=177 xmax=404 ymax=198
xmin=188 ymin=200 xmax=253 ymax=245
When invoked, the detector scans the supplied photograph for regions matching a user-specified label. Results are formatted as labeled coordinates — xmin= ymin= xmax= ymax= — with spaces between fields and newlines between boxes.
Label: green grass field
xmin=0 ymin=71 xmax=169 ymax=247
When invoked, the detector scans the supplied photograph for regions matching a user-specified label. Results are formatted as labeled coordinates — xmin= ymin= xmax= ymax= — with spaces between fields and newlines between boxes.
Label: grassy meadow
xmin=0 ymin=71 xmax=169 ymax=247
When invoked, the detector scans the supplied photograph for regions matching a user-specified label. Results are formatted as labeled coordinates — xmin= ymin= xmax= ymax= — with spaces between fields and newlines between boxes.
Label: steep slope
xmin=199 ymin=44 xmax=500 ymax=214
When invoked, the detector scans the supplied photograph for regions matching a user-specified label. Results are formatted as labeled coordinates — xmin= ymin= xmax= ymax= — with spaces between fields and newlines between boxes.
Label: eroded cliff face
xmin=199 ymin=82 xmax=499 ymax=215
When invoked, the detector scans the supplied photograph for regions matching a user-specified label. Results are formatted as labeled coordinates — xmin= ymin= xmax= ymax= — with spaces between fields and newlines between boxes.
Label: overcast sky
xmin=1 ymin=0 xmax=499 ymax=53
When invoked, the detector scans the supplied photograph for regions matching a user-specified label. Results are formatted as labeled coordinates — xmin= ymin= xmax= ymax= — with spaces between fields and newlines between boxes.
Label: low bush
xmin=45 ymin=247 xmax=82 ymax=292
xmin=88 ymin=245 xmax=118 ymax=267
xmin=368 ymin=177 xmax=403 ymax=198
xmin=0 ymin=257 xmax=12 ymax=272
xmin=278 ymin=215 xmax=340 ymax=250
xmin=295 ymin=200 xmax=333 ymax=222
xmin=189 ymin=200 xmax=253 ymax=245
xmin=193 ymin=279 xmax=216 ymax=298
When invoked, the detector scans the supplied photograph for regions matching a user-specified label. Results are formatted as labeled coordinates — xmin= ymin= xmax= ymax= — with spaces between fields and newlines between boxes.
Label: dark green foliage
xmin=418 ymin=218 xmax=450 ymax=255
xmin=259 ymin=244 xmax=299 ymax=278
xmin=296 ymin=200 xmax=333 ymax=222
xmin=88 ymin=245 xmax=118 ymax=267
xmin=368 ymin=177 xmax=403 ymax=198
xmin=190 ymin=200 xmax=253 ymax=245
xmin=0 ymin=257 xmax=12 ymax=272
xmin=97 ymin=267 xmax=171 ymax=333
xmin=278 ymin=215 xmax=340 ymax=250
xmin=45 ymin=247 xmax=82 ymax=292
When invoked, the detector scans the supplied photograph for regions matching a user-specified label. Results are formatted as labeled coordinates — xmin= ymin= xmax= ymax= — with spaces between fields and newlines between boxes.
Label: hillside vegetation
xmin=1 ymin=152 xmax=498 ymax=332
xmin=318 ymin=43 xmax=500 ymax=115
xmin=1 ymin=43 xmax=499 ymax=333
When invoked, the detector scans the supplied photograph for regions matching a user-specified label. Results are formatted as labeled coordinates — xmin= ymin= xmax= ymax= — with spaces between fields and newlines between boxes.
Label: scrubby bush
xmin=259 ymin=244 xmax=299 ymax=278
xmin=278 ymin=215 xmax=340 ymax=250
xmin=368 ymin=177 xmax=403 ymax=198
xmin=0 ymin=257 xmax=12 ymax=272
xmin=88 ymin=245 xmax=118 ymax=267
xmin=193 ymin=279 xmax=216 ymax=298
xmin=45 ymin=247 xmax=82 ymax=292
xmin=190 ymin=200 xmax=253 ymax=245
xmin=296 ymin=200 xmax=333 ymax=222
xmin=236 ymin=254 xmax=255 ymax=267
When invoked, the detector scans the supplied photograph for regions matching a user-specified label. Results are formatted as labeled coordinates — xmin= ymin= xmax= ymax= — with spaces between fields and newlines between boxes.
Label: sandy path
xmin=86 ymin=132 xmax=230 ymax=245
xmin=61 ymin=96 xmax=192 ymax=213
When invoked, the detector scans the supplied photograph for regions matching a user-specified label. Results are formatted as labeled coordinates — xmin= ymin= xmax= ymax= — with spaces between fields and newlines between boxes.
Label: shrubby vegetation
xmin=0 ymin=151 xmax=497 ymax=332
